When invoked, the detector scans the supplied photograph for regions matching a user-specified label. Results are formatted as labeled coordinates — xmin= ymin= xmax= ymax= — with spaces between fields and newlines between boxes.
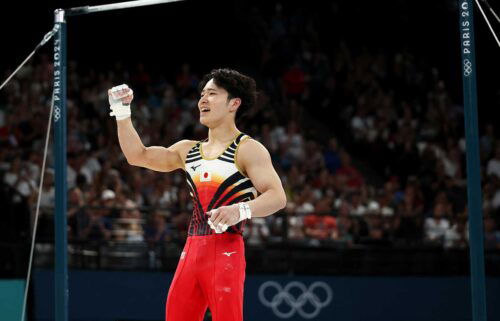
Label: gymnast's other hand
xmin=207 ymin=204 xmax=240 ymax=233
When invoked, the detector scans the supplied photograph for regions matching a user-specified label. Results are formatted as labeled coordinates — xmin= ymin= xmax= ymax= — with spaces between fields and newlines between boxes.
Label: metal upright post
xmin=457 ymin=1 xmax=488 ymax=320
xmin=53 ymin=8 xmax=68 ymax=321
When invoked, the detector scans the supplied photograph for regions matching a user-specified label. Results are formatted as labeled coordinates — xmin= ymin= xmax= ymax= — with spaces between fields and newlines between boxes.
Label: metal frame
xmin=50 ymin=1 xmax=488 ymax=321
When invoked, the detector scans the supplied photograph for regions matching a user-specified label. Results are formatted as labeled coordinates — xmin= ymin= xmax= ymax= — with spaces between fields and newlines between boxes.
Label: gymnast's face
xmin=198 ymin=79 xmax=240 ymax=128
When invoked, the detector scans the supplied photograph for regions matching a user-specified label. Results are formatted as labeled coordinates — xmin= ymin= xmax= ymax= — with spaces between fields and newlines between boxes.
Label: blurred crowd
xmin=1 ymin=2 xmax=500 ymax=253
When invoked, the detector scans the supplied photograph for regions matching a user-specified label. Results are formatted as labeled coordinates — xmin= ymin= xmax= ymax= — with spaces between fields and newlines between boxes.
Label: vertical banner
xmin=53 ymin=9 xmax=68 ymax=321
xmin=458 ymin=1 xmax=487 ymax=321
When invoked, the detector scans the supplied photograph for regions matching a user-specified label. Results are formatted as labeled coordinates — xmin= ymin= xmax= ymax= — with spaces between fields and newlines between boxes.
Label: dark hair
xmin=199 ymin=68 xmax=257 ymax=121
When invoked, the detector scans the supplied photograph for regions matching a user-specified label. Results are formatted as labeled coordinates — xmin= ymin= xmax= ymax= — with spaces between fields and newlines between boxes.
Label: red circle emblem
xmin=204 ymin=172 xmax=208 ymax=178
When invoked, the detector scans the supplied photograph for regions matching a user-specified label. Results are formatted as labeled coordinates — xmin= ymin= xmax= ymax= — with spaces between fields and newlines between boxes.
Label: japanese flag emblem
xmin=200 ymin=170 xmax=212 ymax=182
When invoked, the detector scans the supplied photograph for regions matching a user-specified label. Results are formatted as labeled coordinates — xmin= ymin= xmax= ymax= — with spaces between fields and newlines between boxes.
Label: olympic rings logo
xmin=258 ymin=281 xmax=333 ymax=319
xmin=463 ymin=59 xmax=472 ymax=77
xmin=54 ymin=106 xmax=61 ymax=122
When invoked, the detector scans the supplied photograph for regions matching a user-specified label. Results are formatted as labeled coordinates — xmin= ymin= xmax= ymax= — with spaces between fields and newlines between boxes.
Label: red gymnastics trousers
xmin=165 ymin=233 xmax=246 ymax=321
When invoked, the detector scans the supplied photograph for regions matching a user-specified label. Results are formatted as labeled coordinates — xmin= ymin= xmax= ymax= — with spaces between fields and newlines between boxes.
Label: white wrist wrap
xmin=238 ymin=203 xmax=252 ymax=222
xmin=207 ymin=203 xmax=251 ymax=234
xmin=109 ymin=84 xmax=132 ymax=120
xmin=110 ymin=103 xmax=131 ymax=121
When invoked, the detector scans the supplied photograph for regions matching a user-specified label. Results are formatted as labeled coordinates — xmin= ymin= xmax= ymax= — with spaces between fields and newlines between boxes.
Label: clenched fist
xmin=108 ymin=84 xmax=134 ymax=120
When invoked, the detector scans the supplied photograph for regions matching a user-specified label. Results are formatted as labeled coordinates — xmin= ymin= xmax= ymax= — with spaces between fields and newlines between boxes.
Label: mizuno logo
xmin=191 ymin=164 xmax=201 ymax=171
xmin=223 ymin=251 xmax=236 ymax=257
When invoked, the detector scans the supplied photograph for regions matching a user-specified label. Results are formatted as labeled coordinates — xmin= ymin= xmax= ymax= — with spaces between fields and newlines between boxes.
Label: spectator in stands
xmin=359 ymin=201 xmax=392 ymax=247
xmin=39 ymin=169 xmax=55 ymax=209
xmin=67 ymin=187 xmax=87 ymax=240
xmin=79 ymin=200 xmax=112 ymax=241
xmin=144 ymin=210 xmax=172 ymax=245
xmin=127 ymin=170 xmax=146 ymax=206
xmin=444 ymin=217 xmax=468 ymax=249
xmin=286 ymin=211 xmax=306 ymax=242
xmin=4 ymin=156 xmax=36 ymax=200
xmin=484 ymin=217 xmax=500 ymax=250
xmin=175 ymin=63 xmax=198 ymax=96
xmin=336 ymin=150 xmax=364 ymax=191
xmin=401 ymin=182 xmax=424 ymax=217
xmin=101 ymin=188 xmax=118 ymax=218
xmin=424 ymin=203 xmax=451 ymax=245
xmin=172 ymin=187 xmax=193 ymax=213
xmin=282 ymin=61 xmax=306 ymax=100
xmin=114 ymin=199 xmax=144 ymax=242
xmin=267 ymin=196 xmax=304 ymax=242
xmin=481 ymin=123 xmax=495 ymax=160
xmin=487 ymin=145 xmax=500 ymax=180
xmin=171 ymin=210 xmax=190 ymax=241
xmin=377 ymin=190 xmax=395 ymax=217
xmin=147 ymin=175 xmax=178 ymax=208
xmin=280 ymin=120 xmax=305 ymax=163
xmin=303 ymin=198 xmax=336 ymax=244
xmin=294 ymin=185 xmax=315 ymax=216
xmin=350 ymin=191 xmax=367 ymax=217
xmin=332 ymin=214 xmax=354 ymax=247
xmin=323 ymin=137 xmax=341 ymax=174
xmin=244 ymin=217 xmax=270 ymax=246
xmin=489 ymin=183 xmax=500 ymax=213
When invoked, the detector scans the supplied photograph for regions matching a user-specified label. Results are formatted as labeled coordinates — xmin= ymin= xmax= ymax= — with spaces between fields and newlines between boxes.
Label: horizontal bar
xmin=66 ymin=0 xmax=184 ymax=16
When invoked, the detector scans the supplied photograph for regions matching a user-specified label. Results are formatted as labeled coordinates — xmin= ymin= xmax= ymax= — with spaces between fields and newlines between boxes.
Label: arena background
xmin=1 ymin=0 xmax=500 ymax=320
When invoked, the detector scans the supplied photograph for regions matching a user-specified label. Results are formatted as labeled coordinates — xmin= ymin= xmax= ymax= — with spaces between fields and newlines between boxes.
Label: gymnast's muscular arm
xmin=110 ymin=86 xmax=195 ymax=172
xmin=116 ymin=118 xmax=195 ymax=172
xmin=238 ymin=139 xmax=287 ymax=217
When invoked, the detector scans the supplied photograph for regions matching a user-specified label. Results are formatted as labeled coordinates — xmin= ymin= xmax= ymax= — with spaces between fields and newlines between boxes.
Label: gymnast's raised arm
xmin=108 ymin=84 xmax=195 ymax=172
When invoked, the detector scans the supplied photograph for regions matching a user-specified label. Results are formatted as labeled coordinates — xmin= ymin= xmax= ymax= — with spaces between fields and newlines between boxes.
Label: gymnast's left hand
xmin=207 ymin=204 xmax=240 ymax=233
